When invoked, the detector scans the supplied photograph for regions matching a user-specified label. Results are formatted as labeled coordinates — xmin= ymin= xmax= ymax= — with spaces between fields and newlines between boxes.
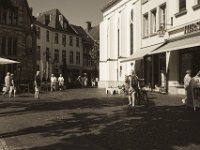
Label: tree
xmin=90 ymin=41 xmax=99 ymax=65
xmin=90 ymin=41 xmax=99 ymax=77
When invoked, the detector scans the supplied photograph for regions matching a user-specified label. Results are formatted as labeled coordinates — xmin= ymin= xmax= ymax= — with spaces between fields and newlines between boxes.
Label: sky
xmin=27 ymin=0 xmax=109 ymax=28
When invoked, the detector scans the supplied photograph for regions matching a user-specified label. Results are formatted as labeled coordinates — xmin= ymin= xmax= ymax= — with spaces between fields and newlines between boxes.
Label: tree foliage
xmin=90 ymin=41 xmax=99 ymax=65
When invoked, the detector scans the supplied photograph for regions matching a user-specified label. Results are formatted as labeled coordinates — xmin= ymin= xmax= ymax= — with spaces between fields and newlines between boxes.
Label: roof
xmin=36 ymin=9 xmax=77 ymax=35
xmin=88 ymin=25 xmax=99 ymax=42
xmin=71 ymin=24 xmax=94 ymax=43
xmin=101 ymin=0 xmax=121 ymax=12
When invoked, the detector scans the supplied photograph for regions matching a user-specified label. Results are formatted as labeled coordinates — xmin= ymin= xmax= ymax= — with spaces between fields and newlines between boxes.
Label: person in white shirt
xmin=58 ymin=74 xmax=64 ymax=91
xmin=50 ymin=74 xmax=57 ymax=92
xmin=182 ymin=70 xmax=192 ymax=104
xmin=2 ymin=72 xmax=11 ymax=96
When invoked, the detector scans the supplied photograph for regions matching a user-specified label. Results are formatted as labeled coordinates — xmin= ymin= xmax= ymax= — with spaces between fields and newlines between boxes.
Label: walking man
xmin=128 ymin=70 xmax=140 ymax=107
xmin=58 ymin=74 xmax=64 ymax=91
xmin=51 ymin=74 xmax=57 ymax=91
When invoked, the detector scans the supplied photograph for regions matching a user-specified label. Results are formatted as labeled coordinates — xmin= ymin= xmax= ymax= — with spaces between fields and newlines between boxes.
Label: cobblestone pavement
xmin=0 ymin=88 xmax=200 ymax=150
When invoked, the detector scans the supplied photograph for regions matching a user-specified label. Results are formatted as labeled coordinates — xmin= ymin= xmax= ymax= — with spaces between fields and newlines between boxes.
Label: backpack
xmin=131 ymin=75 xmax=138 ymax=87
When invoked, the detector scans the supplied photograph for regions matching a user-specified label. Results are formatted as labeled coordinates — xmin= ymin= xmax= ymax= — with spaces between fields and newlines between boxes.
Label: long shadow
xmin=2 ymin=100 xmax=200 ymax=150
xmin=0 ymin=94 xmax=131 ymax=117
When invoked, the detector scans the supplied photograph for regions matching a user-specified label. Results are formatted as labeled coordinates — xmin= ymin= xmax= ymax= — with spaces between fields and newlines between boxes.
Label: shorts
xmin=35 ymin=87 xmax=40 ymax=92
xmin=9 ymin=86 xmax=16 ymax=92
xmin=128 ymin=87 xmax=137 ymax=95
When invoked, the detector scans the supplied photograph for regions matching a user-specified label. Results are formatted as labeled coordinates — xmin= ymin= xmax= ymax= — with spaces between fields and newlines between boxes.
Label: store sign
xmin=184 ymin=21 xmax=200 ymax=34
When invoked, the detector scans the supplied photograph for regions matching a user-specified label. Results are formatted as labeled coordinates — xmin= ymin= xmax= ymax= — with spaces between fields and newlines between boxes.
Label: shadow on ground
xmin=0 ymin=92 xmax=200 ymax=150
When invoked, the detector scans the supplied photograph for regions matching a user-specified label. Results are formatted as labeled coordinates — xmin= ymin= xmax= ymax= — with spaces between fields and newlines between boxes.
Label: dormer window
xmin=45 ymin=14 xmax=50 ymax=26
xmin=63 ymin=22 xmax=67 ymax=29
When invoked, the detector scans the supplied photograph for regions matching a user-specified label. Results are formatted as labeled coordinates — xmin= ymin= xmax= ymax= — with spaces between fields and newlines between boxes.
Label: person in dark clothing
xmin=34 ymin=71 xmax=41 ymax=99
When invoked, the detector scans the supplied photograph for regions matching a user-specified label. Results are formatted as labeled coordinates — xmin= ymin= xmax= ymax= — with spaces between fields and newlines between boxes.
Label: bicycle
xmin=137 ymin=87 xmax=149 ymax=105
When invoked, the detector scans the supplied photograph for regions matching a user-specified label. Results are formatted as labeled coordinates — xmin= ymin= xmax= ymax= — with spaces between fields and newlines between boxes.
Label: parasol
xmin=0 ymin=57 xmax=20 ymax=64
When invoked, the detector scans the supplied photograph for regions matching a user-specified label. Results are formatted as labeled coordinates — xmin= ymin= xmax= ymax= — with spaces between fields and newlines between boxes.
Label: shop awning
xmin=0 ymin=57 xmax=20 ymax=65
xmin=151 ymin=35 xmax=200 ymax=54
xmin=120 ymin=43 xmax=164 ymax=63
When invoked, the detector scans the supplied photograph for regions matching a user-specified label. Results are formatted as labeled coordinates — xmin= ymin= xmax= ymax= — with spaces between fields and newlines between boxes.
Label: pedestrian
xmin=34 ymin=71 xmax=41 ymax=99
xmin=9 ymin=74 xmax=16 ymax=98
xmin=83 ymin=73 xmax=88 ymax=87
xmin=91 ymin=78 xmax=95 ymax=87
xmin=2 ymin=72 xmax=11 ymax=96
xmin=50 ymin=74 xmax=57 ymax=91
xmin=76 ymin=76 xmax=83 ymax=88
xmin=124 ymin=75 xmax=130 ymax=95
xmin=128 ymin=70 xmax=140 ymax=107
xmin=182 ymin=70 xmax=192 ymax=104
xmin=58 ymin=74 xmax=64 ymax=91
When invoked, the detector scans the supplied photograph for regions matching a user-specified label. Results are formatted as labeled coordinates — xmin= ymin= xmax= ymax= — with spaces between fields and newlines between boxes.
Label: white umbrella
xmin=0 ymin=57 xmax=20 ymax=64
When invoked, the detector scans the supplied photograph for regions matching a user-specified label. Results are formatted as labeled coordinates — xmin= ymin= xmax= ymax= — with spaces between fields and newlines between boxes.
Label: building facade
xmin=99 ymin=0 xmax=142 ymax=88
xmin=35 ymin=9 xmax=97 ymax=86
xmin=152 ymin=0 xmax=200 ymax=94
xmin=0 ymin=0 xmax=36 ymax=85
xmin=100 ymin=0 xmax=200 ymax=94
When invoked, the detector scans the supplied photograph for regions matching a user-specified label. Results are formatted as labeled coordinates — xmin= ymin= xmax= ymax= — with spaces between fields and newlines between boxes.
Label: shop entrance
xmin=180 ymin=47 xmax=200 ymax=84
xmin=144 ymin=53 xmax=166 ymax=89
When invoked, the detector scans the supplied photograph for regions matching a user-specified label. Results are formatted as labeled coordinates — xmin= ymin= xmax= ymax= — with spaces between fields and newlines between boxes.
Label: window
xmin=83 ymin=53 xmax=87 ymax=66
xmin=8 ymin=11 xmax=12 ymax=25
xmin=76 ymin=52 xmax=80 ymax=64
xmin=37 ymin=27 xmax=41 ymax=39
xmin=13 ymin=39 xmax=17 ymax=55
xmin=62 ymin=34 xmax=66 ymax=46
xmin=143 ymin=13 xmax=149 ymax=37
xmin=117 ymin=16 xmax=121 ymax=57
xmin=76 ymin=37 xmax=79 ymax=47
xmin=13 ymin=9 xmax=18 ymax=25
xmin=63 ymin=22 xmax=67 ymax=29
xmin=37 ymin=46 xmax=41 ymax=60
xmin=8 ymin=38 xmax=12 ymax=56
xmin=88 ymin=57 xmax=92 ymax=66
xmin=151 ymin=9 xmax=157 ymax=34
xmin=55 ymin=33 xmax=59 ymax=44
xmin=46 ymin=48 xmax=49 ymax=61
xmin=45 ymin=14 xmax=50 ymax=26
xmin=179 ymin=0 xmax=186 ymax=11
xmin=69 ymin=36 xmax=73 ymax=46
xmin=46 ymin=30 xmax=49 ymax=42
xmin=193 ymin=0 xmax=200 ymax=10
xmin=2 ymin=9 xmax=7 ymax=24
xmin=0 ymin=8 xmax=1 ymax=24
xmin=159 ymin=4 xmax=166 ymax=29
xmin=69 ymin=51 xmax=73 ymax=64
xmin=62 ymin=50 xmax=66 ymax=63
xmin=54 ymin=49 xmax=59 ymax=63
xmin=1 ymin=37 xmax=6 ymax=55
xmin=130 ymin=10 xmax=134 ymax=55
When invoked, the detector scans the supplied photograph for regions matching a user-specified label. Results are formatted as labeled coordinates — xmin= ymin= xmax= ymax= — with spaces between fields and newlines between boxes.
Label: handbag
xmin=2 ymin=86 xmax=7 ymax=92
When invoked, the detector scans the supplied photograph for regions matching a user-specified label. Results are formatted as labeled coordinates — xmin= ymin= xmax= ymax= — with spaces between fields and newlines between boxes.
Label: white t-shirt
xmin=58 ymin=77 xmax=64 ymax=85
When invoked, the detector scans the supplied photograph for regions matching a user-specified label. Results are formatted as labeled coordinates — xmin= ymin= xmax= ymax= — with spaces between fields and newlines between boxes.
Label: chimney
xmin=86 ymin=21 xmax=92 ymax=31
